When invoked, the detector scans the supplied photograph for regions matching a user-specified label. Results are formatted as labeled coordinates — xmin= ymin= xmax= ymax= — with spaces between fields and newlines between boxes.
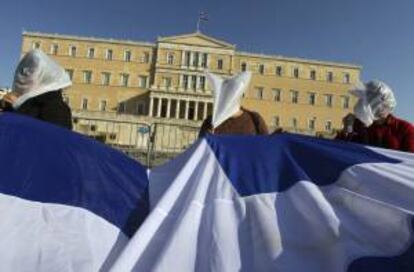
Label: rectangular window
xmin=139 ymin=76 xmax=148 ymax=88
xmin=344 ymin=73 xmax=350 ymax=84
xmin=163 ymin=77 xmax=172 ymax=88
xmin=136 ymin=102 xmax=145 ymax=115
xmin=310 ymin=70 xmax=316 ymax=80
xmin=118 ymin=102 xmax=126 ymax=113
xmin=217 ymin=59 xmax=223 ymax=70
xmin=65 ymin=69 xmax=74 ymax=80
xmin=259 ymin=64 xmax=265 ymax=75
xmin=327 ymin=71 xmax=334 ymax=82
xmin=276 ymin=66 xmax=282 ymax=76
xmin=256 ymin=87 xmax=264 ymax=100
xmin=325 ymin=94 xmax=333 ymax=107
xmin=106 ymin=49 xmax=113 ymax=60
xmin=81 ymin=98 xmax=88 ymax=110
xmin=325 ymin=120 xmax=332 ymax=131
xmin=167 ymin=53 xmax=174 ymax=65
xmin=293 ymin=68 xmax=299 ymax=78
xmin=83 ymin=71 xmax=92 ymax=84
xmin=200 ymin=76 xmax=206 ymax=91
xmin=309 ymin=118 xmax=316 ymax=130
xmin=183 ymin=75 xmax=189 ymax=90
xmin=124 ymin=50 xmax=132 ymax=62
xmin=292 ymin=118 xmax=298 ymax=128
xmin=87 ymin=48 xmax=95 ymax=59
xmin=241 ymin=62 xmax=247 ymax=72
xmin=308 ymin=92 xmax=316 ymax=105
xmin=342 ymin=96 xmax=350 ymax=109
xmin=290 ymin=90 xmax=299 ymax=104
xmin=201 ymin=53 xmax=208 ymax=68
xmin=69 ymin=46 xmax=77 ymax=57
xmin=101 ymin=72 xmax=111 ymax=86
xmin=50 ymin=44 xmax=58 ymax=55
xmin=142 ymin=52 xmax=150 ymax=63
xmin=99 ymin=100 xmax=107 ymax=111
xmin=191 ymin=75 xmax=197 ymax=90
xmin=272 ymin=116 xmax=280 ymax=127
xmin=185 ymin=51 xmax=191 ymax=66
xmin=32 ymin=42 xmax=41 ymax=50
xmin=193 ymin=52 xmax=199 ymax=67
xmin=272 ymin=89 xmax=281 ymax=102
xmin=121 ymin=74 xmax=129 ymax=87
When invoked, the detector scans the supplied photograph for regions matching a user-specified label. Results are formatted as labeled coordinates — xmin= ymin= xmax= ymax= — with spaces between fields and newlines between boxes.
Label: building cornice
xmin=23 ymin=31 xmax=156 ymax=48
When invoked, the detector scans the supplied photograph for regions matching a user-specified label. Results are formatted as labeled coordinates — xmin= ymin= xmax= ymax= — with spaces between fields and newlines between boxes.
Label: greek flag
xmin=112 ymin=133 xmax=414 ymax=272
xmin=0 ymin=113 xmax=149 ymax=271
xmin=1 ymin=113 xmax=414 ymax=271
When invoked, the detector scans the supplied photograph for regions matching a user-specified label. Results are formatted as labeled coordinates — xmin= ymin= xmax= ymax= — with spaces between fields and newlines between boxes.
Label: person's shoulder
xmin=390 ymin=115 xmax=414 ymax=132
xmin=243 ymin=108 xmax=264 ymax=120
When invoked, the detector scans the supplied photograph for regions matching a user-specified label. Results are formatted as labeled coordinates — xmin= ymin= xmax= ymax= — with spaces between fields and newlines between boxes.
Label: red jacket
xmin=336 ymin=115 xmax=414 ymax=153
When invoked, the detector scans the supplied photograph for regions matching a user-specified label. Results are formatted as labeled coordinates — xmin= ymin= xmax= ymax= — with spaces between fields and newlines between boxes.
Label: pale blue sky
xmin=0 ymin=0 xmax=413 ymax=121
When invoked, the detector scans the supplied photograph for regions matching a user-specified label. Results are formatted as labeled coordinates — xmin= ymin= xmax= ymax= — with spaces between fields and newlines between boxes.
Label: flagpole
xmin=196 ymin=18 xmax=200 ymax=32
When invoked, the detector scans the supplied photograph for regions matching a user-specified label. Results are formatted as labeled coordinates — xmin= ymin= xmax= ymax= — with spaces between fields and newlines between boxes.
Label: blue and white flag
xmin=0 ymin=113 xmax=149 ymax=271
xmin=112 ymin=133 xmax=414 ymax=272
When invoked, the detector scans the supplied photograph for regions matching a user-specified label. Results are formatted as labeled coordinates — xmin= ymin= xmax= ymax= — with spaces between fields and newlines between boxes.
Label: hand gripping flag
xmin=0 ymin=113 xmax=149 ymax=271
xmin=112 ymin=134 xmax=414 ymax=272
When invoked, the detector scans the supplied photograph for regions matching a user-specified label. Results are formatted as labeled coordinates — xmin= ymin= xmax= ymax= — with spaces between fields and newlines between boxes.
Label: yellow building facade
xmin=21 ymin=31 xmax=361 ymax=135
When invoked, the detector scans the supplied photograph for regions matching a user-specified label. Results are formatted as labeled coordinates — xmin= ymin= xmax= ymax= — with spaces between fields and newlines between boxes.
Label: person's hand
xmin=342 ymin=113 xmax=356 ymax=133
xmin=2 ymin=93 xmax=18 ymax=105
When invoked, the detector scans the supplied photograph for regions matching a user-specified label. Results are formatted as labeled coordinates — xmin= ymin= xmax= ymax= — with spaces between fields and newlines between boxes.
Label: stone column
xmin=203 ymin=101 xmax=208 ymax=119
xmin=185 ymin=100 xmax=190 ymax=120
xmin=176 ymin=100 xmax=181 ymax=119
xmin=181 ymin=51 xmax=185 ymax=67
xmin=157 ymin=98 xmax=162 ymax=118
xmin=195 ymin=76 xmax=200 ymax=92
xmin=148 ymin=97 xmax=153 ymax=117
xmin=187 ymin=76 xmax=192 ymax=92
xmin=166 ymin=99 xmax=171 ymax=118
xmin=194 ymin=101 xmax=199 ymax=121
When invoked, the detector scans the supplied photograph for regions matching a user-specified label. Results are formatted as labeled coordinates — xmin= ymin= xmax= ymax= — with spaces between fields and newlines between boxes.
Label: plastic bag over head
xmin=206 ymin=72 xmax=252 ymax=129
xmin=12 ymin=49 xmax=72 ymax=109
xmin=350 ymin=80 xmax=396 ymax=126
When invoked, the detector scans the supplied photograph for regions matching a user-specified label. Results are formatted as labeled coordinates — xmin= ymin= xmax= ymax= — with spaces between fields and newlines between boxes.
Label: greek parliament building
xmin=21 ymin=31 xmax=361 ymax=146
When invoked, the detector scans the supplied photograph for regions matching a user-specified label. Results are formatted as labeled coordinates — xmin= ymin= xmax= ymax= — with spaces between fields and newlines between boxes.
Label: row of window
xmin=271 ymin=116 xmax=333 ymax=131
xmin=33 ymin=41 xmax=351 ymax=84
xmin=254 ymin=87 xmax=350 ymax=108
xmin=241 ymin=62 xmax=351 ymax=83
xmin=169 ymin=51 xmax=225 ymax=71
xmin=65 ymin=69 xmax=148 ymax=88
xmin=32 ymin=41 xmax=151 ymax=63
xmin=72 ymin=97 xmax=146 ymax=115
xmin=181 ymin=75 xmax=207 ymax=91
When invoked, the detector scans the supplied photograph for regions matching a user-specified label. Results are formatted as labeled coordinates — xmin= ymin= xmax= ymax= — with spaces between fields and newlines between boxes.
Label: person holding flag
xmin=336 ymin=80 xmax=414 ymax=152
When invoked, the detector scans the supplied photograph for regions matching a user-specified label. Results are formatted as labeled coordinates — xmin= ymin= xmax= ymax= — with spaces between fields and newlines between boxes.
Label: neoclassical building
xmin=21 ymin=31 xmax=361 ymax=135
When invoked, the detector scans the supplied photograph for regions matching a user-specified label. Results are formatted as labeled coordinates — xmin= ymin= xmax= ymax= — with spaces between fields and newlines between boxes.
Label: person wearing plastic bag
xmin=336 ymin=80 xmax=414 ymax=152
xmin=2 ymin=49 xmax=73 ymax=130
xmin=198 ymin=72 xmax=268 ymax=137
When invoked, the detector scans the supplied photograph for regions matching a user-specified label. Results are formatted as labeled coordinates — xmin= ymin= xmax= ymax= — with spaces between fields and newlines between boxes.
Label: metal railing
xmin=72 ymin=115 xmax=201 ymax=167
xmin=72 ymin=116 xmax=153 ymax=166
